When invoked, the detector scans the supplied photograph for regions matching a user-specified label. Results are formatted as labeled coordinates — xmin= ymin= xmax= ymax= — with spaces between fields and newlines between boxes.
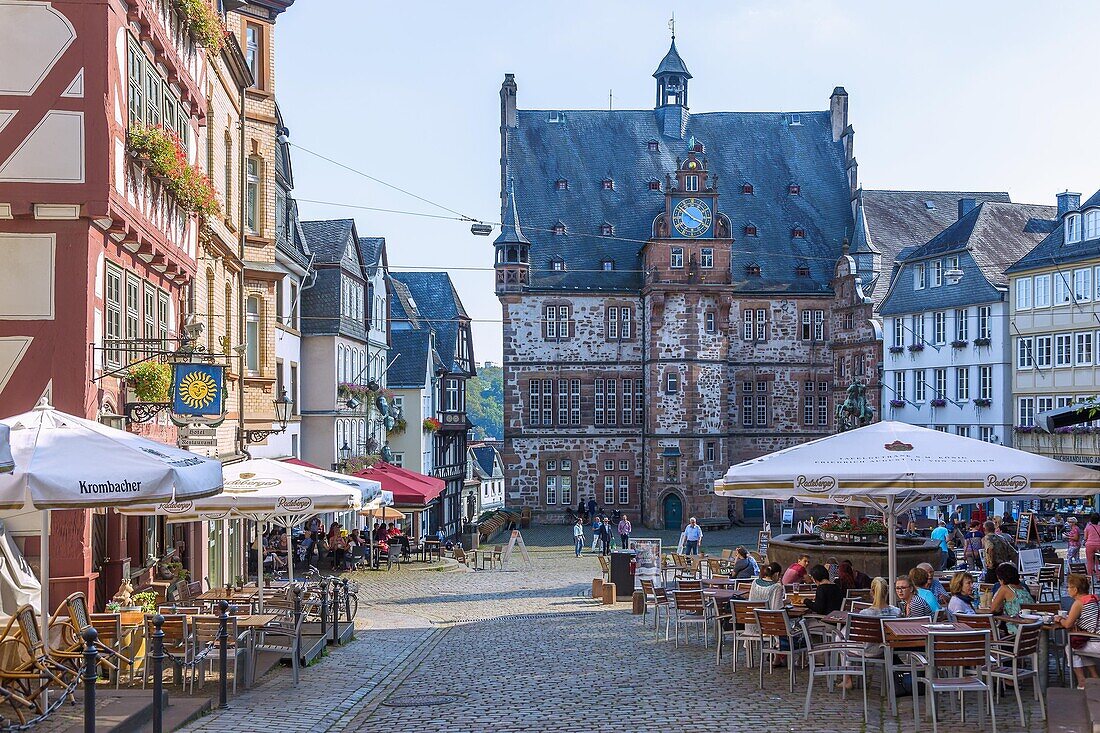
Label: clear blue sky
xmin=276 ymin=0 xmax=1100 ymax=364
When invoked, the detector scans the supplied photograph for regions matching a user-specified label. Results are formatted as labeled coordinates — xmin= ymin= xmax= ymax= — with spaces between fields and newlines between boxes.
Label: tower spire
xmin=494 ymin=178 xmax=529 ymax=245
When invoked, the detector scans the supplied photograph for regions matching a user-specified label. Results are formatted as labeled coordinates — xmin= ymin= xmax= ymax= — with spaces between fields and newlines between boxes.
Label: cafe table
xmin=702 ymin=577 xmax=741 ymax=589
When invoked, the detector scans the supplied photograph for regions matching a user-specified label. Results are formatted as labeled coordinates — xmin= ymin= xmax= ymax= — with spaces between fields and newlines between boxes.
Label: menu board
xmin=1016 ymin=511 xmax=1037 ymax=546
xmin=781 ymin=508 xmax=794 ymax=527
xmin=758 ymin=530 xmax=771 ymax=560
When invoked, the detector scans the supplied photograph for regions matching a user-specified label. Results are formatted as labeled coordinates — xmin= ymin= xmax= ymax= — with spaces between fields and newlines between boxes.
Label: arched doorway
xmin=662 ymin=493 xmax=683 ymax=531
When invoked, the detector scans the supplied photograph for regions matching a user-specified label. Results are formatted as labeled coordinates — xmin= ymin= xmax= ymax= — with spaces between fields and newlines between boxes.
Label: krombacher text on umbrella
xmin=78 ymin=479 xmax=143 ymax=494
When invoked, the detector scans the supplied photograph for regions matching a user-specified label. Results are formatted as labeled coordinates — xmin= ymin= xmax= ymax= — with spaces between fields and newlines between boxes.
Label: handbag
xmin=1071 ymin=597 xmax=1100 ymax=649
xmin=892 ymin=670 xmax=913 ymax=697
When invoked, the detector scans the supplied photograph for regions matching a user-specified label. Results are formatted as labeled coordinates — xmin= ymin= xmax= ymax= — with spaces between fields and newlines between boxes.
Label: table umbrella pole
xmin=256 ymin=520 xmax=264 ymax=614
xmin=887 ymin=496 xmax=897 ymax=606
xmin=40 ymin=510 xmax=49 ymax=650
xmin=286 ymin=518 xmax=294 ymax=586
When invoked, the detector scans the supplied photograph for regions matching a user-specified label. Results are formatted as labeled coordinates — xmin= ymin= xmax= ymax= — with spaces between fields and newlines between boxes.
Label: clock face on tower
xmin=672 ymin=197 xmax=713 ymax=238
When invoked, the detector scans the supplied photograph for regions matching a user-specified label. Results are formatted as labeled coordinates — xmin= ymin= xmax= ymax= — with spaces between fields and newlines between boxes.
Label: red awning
xmin=354 ymin=463 xmax=444 ymax=507
xmin=281 ymin=458 xmax=324 ymax=470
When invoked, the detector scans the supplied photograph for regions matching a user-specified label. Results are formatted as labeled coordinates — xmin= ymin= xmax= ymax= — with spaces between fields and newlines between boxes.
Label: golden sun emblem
xmin=178 ymin=371 xmax=218 ymax=410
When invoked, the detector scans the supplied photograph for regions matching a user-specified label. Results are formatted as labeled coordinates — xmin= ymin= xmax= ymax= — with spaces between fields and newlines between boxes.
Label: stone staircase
xmin=1048 ymin=678 xmax=1100 ymax=733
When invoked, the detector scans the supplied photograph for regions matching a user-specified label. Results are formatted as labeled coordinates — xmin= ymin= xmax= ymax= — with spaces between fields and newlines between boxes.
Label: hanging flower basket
xmin=889 ymin=346 xmax=905 ymax=354
xmin=388 ymin=417 xmax=407 ymax=436
xmin=338 ymin=382 xmax=370 ymax=400
xmin=973 ymin=398 xmax=992 ymax=407
xmin=423 ymin=417 xmax=442 ymax=433
xmin=973 ymin=337 xmax=991 ymax=347
xmin=125 ymin=361 xmax=172 ymax=403
xmin=344 ymin=454 xmax=381 ymax=473
xmin=172 ymin=0 xmax=228 ymax=53
xmin=127 ymin=125 xmax=219 ymax=218
xmin=908 ymin=344 xmax=924 ymax=353
xmin=930 ymin=398 xmax=947 ymax=407
xmin=889 ymin=399 xmax=906 ymax=408
xmin=951 ymin=339 xmax=968 ymax=348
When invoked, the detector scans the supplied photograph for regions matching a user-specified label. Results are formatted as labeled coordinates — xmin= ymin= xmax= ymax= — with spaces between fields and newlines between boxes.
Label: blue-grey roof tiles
xmin=1007 ymin=186 xmax=1100 ymax=274
xmin=388 ymin=330 xmax=432 ymax=389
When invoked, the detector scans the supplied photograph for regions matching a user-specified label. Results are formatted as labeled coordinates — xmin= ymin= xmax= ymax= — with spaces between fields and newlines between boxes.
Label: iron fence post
xmin=330 ymin=578 xmax=340 ymax=643
xmin=151 ymin=614 xmax=164 ymax=733
xmin=342 ymin=579 xmax=351 ymax=625
xmin=218 ymin=600 xmax=229 ymax=709
xmin=82 ymin=627 xmax=99 ymax=733
xmin=319 ymin=580 xmax=328 ymax=640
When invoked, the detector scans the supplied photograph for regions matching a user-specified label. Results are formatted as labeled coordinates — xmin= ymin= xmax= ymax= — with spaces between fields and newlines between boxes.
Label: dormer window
xmin=796 ymin=263 xmax=810 ymax=277
xmin=1066 ymin=213 xmax=1082 ymax=243
xmin=600 ymin=223 xmax=614 ymax=236
xmin=741 ymin=183 xmax=754 ymax=195
xmin=744 ymin=224 xmax=758 ymax=237
xmin=792 ymin=227 xmax=805 ymax=239
xmin=554 ymin=179 xmax=568 ymax=191
xmin=552 ymin=222 xmax=566 ymax=235
xmin=547 ymin=111 xmax=563 ymax=123
xmin=788 ymin=113 xmax=801 ymax=126
xmin=648 ymin=179 xmax=661 ymax=191
xmin=601 ymin=179 xmax=614 ymax=191
xmin=550 ymin=258 xmax=565 ymax=271
xmin=788 ymin=184 xmax=801 ymax=195
xmin=684 ymin=175 xmax=699 ymax=192
xmin=602 ymin=260 xmax=614 ymax=271
xmin=647 ymin=140 xmax=659 ymax=152
xmin=746 ymin=263 xmax=761 ymax=277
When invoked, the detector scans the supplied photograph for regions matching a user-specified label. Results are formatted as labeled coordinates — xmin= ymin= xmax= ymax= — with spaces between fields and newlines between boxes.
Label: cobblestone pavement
xmin=182 ymin=526 xmax=1049 ymax=733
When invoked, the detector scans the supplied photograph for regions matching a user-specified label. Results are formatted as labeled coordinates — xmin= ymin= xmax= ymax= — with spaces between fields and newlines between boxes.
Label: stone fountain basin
xmin=766 ymin=533 xmax=942 ymax=579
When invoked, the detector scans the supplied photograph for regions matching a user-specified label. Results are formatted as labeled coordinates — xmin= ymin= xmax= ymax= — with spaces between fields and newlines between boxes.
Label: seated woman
xmin=989 ymin=562 xmax=1035 ymax=634
xmin=946 ymin=571 xmax=978 ymax=618
xmin=841 ymin=577 xmax=899 ymax=690
xmin=1055 ymin=573 xmax=1100 ymax=688
xmin=803 ymin=564 xmax=845 ymax=614
xmin=730 ymin=547 xmax=755 ymax=579
xmin=745 ymin=562 xmax=785 ymax=638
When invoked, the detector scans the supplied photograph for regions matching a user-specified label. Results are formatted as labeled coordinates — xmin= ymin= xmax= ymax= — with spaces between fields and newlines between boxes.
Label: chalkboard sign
xmin=781 ymin=508 xmax=794 ymax=527
xmin=758 ymin=530 xmax=771 ymax=560
xmin=1016 ymin=511 xmax=1038 ymax=546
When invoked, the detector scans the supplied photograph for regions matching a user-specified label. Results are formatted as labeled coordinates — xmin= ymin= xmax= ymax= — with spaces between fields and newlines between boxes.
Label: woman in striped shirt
xmin=1056 ymin=573 xmax=1100 ymax=688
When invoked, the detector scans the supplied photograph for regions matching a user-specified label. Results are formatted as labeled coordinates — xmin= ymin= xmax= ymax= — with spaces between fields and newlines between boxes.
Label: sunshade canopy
xmin=0 ymin=401 xmax=222 ymax=510
xmin=715 ymin=421 xmax=1100 ymax=507
xmin=118 ymin=458 xmax=379 ymax=523
xmin=354 ymin=462 xmax=444 ymax=508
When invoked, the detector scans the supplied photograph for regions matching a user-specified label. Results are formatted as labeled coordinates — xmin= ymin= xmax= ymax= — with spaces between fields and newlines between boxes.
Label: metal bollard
xmin=342 ymin=579 xmax=351 ymax=625
xmin=217 ymin=600 xmax=229 ymax=709
xmin=82 ymin=627 xmax=99 ymax=733
xmin=330 ymin=578 xmax=340 ymax=644
xmin=151 ymin=614 xmax=165 ymax=733
xmin=319 ymin=580 xmax=329 ymax=641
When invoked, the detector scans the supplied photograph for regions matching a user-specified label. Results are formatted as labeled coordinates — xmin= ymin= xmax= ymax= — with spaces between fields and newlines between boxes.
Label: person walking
xmin=586 ymin=496 xmax=598 ymax=523
xmin=930 ymin=518 xmax=951 ymax=570
xmin=617 ymin=514 xmax=632 ymax=550
xmin=682 ymin=517 xmax=703 ymax=556
xmin=572 ymin=517 xmax=585 ymax=557
xmin=598 ymin=516 xmax=612 ymax=556
xmin=1066 ymin=516 xmax=1082 ymax=565
xmin=1085 ymin=514 xmax=1100 ymax=579
xmin=590 ymin=515 xmax=602 ymax=553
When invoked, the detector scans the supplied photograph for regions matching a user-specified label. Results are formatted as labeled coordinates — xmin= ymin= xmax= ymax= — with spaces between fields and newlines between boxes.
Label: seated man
xmin=782 ymin=554 xmax=810 ymax=585
xmin=908 ymin=566 xmax=942 ymax=614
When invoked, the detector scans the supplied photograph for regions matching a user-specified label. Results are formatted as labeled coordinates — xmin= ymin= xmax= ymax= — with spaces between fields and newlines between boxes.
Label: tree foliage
xmin=466 ymin=365 xmax=503 ymax=441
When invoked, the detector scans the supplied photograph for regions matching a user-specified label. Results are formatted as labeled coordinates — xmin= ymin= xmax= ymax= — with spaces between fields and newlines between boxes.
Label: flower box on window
xmin=889 ymin=399 xmax=906 ymax=408
xmin=930 ymin=398 xmax=947 ymax=407
xmin=127 ymin=125 xmax=219 ymax=218
xmin=1013 ymin=425 xmax=1036 ymax=434
xmin=973 ymin=337 xmax=991 ymax=347
xmin=172 ymin=0 xmax=228 ymax=52
xmin=908 ymin=343 xmax=924 ymax=353
xmin=951 ymin=339 xmax=968 ymax=349
xmin=889 ymin=346 xmax=904 ymax=355
xmin=423 ymin=417 xmax=442 ymax=433
xmin=973 ymin=398 xmax=992 ymax=408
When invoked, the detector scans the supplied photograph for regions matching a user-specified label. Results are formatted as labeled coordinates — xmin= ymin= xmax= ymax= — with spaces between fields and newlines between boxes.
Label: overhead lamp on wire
xmin=470 ymin=222 xmax=493 ymax=236
xmin=945 ymin=268 xmax=964 ymax=286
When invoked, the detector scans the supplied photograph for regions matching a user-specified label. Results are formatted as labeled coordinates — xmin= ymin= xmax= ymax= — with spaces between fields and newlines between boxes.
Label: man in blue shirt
xmin=909 ymin=566 xmax=942 ymax=614
xmin=683 ymin=517 xmax=703 ymax=556
xmin=930 ymin=518 xmax=951 ymax=570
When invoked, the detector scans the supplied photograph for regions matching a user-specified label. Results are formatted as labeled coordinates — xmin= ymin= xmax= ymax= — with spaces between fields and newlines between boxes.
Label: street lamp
xmin=238 ymin=389 xmax=294 ymax=445
xmin=273 ymin=389 xmax=292 ymax=431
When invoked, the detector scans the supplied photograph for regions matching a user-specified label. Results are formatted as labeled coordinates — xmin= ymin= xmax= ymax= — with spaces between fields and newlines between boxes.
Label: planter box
xmin=820 ymin=531 xmax=887 ymax=544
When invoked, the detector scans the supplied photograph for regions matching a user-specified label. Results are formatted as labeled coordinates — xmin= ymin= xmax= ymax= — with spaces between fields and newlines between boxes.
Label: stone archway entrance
xmin=662 ymin=493 xmax=683 ymax=531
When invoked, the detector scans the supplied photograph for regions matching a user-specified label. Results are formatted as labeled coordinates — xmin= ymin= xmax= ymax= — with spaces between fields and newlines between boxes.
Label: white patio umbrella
xmin=0 ymin=399 xmax=223 ymax=641
xmin=715 ymin=421 xmax=1100 ymax=594
xmin=120 ymin=459 xmax=380 ymax=609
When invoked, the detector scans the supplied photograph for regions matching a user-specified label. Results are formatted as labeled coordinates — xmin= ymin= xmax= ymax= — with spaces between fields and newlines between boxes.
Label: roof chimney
xmin=957 ymin=198 xmax=976 ymax=220
xmin=829 ymin=87 xmax=848 ymax=143
xmin=1057 ymin=191 xmax=1081 ymax=218
xmin=500 ymin=74 xmax=517 ymax=129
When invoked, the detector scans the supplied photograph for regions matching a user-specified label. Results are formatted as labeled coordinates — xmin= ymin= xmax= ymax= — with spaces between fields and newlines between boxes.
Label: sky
xmin=276 ymin=0 xmax=1100 ymax=365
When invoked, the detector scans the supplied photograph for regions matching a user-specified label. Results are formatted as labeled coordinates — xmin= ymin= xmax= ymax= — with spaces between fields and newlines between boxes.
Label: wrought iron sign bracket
xmin=124 ymin=402 xmax=171 ymax=424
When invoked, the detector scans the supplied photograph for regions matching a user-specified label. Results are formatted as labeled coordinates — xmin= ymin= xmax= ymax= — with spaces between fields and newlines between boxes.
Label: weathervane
xmin=669 ymin=13 xmax=675 ymax=40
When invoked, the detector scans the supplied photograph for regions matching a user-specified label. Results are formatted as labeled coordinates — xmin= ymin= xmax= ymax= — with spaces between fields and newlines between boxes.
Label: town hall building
xmin=493 ymin=38 xmax=863 ymax=528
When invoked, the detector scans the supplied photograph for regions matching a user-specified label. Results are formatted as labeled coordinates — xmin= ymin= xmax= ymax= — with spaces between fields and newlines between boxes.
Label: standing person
xmin=586 ymin=496 xmax=598 ymax=524
xmin=1055 ymin=573 xmax=1100 ymax=687
xmin=617 ymin=514 xmax=632 ymax=550
xmin=1085 ymin=514 xmax=1100 ymax=579
xmin=590 ymin=515 xmax=602 ymax=553
xmin=782 ymin=554 xmax=810 ymax=585
xmin=930 ymin=519 xmax=951 ymax=570
xmin=572 ymin=517 xmax=585 ymax=558
xmin=982 ymin=520 xmax=1018 ymax=583
xmin=1066 ymin=516 xmax=1082 ymax=566
xmin=963 ymin=520 xmax=985 ymax=572
xmin=577 ymin=498 xmax=585 ymax=521
xmin=682 ymin=517 xmax=703 ymax=556
xmin=598 ymin=516 xmax=612 ymax=556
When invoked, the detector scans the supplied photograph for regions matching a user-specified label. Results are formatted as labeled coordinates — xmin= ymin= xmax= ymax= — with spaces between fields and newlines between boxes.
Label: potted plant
xmin=158 ymin=558 xmax=189 ymax=582
xmin=889 ymin=345 xmax=905 ymax=354
xmin=423 ymin=417 xmax=442 ymax=433
xmin=127 ymin=125 xmax=220 ymax=218
xmin=951 ymin=339 xmax=968 ymax=349
xmin=125 ymin=361 xmax=171 ymax=403
xmin=973 ymin=398 xmax=992 ymax=407
xmin=130 ymin=591 xmax=158 ymax=615
xmin=973 ymin=337 xmax=991 ymax=347
xmin=907 ymin=343 xmax=924 ymax=353
xmin=171 ymin=0 xmax=228 ymax=52
xmin=105 ymin=600 xmax=122 ymax=613
xmin=930 ymin=398 xmax=947 ymax=407
xmin=1014 ymin=425 xmax=1037 ymax=434
xmin=889 ymin=399 xmax=906 ymax=408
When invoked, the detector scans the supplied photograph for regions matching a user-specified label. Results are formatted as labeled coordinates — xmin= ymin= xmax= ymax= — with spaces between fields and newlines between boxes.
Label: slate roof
xmin=857 ymin=190 xmax=1012 ymax=306
xmin=653 ymin=40 xmax=691 ymax=78
xmin=390 ymin=272 xmax=470 ymax=374
xmin=503 ymin=108 xmax=853 ymax=293
xmin=470 ymin=445 xmax=500 ymax=479
xmin=358 ymin=237 xmax=386 ymax=277
xmin=1007 ymin=187 xmax=1100 ymax=273
xmin=494 ymin=180 xmax=530 ymax=245
xmin=300 ymin=219 xmax=356 ymax=264
xmin=879 ymin=201 xmax=1056 ymax=316
xmin=388 ymin=329 xmax=432 ymax=389
xmin=299 ymin=218 xmax=366 ymax=339
xmin=276 ymin=197 xmax=312 ymax=270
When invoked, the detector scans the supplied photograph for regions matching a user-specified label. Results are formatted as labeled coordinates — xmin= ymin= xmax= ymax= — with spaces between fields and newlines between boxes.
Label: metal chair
xmin=843 ymin=613 xmax=895 ymax=714
xmin=190 ymin=615 xmax=248 ymax=694
xmin=251 ymin=608 xmax=305 ymax=686
xmin=916 ymin=630 xmax=996 ymax=733
xmin=989 ymin=620 xmax=1045 ymax=725
xmin=639 ymin=579 xmax=669 ymax=635
xmin=670 ymin=589 xmax=710 ymax=647
xmin=754 ymin=608 xmax=806 ymax=692
xmin=726 ymin=600 xmax=765 ymax=672
xmin=1036 ymin=565 xmax=1060 ymax=602
xmin=141 ymin=614 xmax=192 ymax=689
xmin=799 ymin=617 xmax=868 ymax=721
xmin=955 ymin=613 xmax=1000 ymax=641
